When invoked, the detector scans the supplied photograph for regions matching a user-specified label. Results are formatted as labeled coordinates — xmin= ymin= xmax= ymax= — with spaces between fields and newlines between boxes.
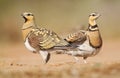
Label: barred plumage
xmin=66 ymin=31 xmax=84 ymax=42
xmin=21 ymin=12 xmax=69 ymax=63
xmin=28 ymin=28 xmax=68 ymax=50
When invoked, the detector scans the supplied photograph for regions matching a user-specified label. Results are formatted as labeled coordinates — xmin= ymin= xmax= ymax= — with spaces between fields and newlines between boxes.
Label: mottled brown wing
xmin=65 ymin=30 xmax=87 ymax=46
xmin=28 ymin=28 xmax=69 ymax=50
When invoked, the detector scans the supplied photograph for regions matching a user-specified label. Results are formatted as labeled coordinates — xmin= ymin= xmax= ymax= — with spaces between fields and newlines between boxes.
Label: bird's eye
xmin=27 ymin=14 xmax=31 ymax=16
xmin=92 ymin=14 xmax=96 ymax=16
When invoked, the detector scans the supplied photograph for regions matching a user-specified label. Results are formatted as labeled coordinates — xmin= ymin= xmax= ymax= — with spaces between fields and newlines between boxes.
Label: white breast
xmin=24 ymin=37 xmax=36 ymax=52
xmin=78 ymin=40 xmax=95 ymax=52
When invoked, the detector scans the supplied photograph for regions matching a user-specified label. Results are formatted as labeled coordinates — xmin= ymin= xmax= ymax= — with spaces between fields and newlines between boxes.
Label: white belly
xmin=24 ymin=37 xmax=36 ymax=52
xmin=78 ymin=40 xmax=95 ymax=52
xmin=67 ymin=40 xmax=100 ymax=56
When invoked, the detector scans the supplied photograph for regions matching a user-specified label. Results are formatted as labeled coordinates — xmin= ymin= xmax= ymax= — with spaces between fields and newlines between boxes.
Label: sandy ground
xmin=0 ymin=40 xmax=120 ymax=78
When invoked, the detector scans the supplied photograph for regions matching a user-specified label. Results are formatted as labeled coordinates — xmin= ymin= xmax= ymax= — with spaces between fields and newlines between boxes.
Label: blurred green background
xmin=0 ymin=0 xmax=120 ymax=44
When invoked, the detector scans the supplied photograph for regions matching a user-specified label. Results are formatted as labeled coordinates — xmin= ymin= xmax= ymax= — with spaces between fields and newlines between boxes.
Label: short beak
xmin=96 ymin=14 xmax=101 ymax=20
xmin=98 ymin=14 xmax=101 ymax=17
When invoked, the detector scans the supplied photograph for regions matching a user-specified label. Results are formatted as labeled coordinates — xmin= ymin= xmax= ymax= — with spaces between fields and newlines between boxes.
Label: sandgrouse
xmin=21 ymin=12 xmax=69 ymax=63
xmin=64 ymin=12 xmax=103 ymax=63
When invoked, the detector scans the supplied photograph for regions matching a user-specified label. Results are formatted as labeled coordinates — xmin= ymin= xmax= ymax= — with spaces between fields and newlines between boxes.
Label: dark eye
xmin=92 ymin=14 xmax=96 ymax=16
xmin=27 ymin=14 xmax=31 ymax=16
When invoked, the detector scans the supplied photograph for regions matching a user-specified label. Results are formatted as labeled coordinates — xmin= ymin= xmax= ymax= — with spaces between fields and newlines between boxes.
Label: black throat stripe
xmin=23 ymin=16 xmax=27 ymax=23
xmin=88 ymin=24 xmax=98 ymax=31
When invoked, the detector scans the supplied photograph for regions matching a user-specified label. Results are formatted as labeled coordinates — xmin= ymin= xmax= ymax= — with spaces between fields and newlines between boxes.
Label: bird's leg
xmin=69 ymin=51 xmax=80 ymax=63
xmin=39 ymin=51 xmax=50 ymax=64
xmin=74 ymin=56 xmax=80 ymax=63
xmin=83 ymin=57 xmax=87 ymax=63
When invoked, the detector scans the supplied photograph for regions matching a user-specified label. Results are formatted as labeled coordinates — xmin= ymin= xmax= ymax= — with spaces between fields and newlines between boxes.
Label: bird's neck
xmin=22 ymin=20 xmax=36 ymax=41
xmin=89 ymin=19 xmax=96 ymax=26
xmin=22 ymin=20 xmax=36 ymax=30
xmin=88 ymin=19 xmax=98 ymax=31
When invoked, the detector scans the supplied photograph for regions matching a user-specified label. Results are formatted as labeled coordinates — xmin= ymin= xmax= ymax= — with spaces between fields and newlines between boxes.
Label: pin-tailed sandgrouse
xmin=21 ymin=12 xmax=69 ymax=63
xmin=64 ymin=12 xmax=103 ymax=63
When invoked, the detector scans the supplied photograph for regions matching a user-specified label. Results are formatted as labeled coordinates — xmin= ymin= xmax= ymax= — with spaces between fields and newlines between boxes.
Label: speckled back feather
xmin=28 ymin=28 xmax=69 ymax=50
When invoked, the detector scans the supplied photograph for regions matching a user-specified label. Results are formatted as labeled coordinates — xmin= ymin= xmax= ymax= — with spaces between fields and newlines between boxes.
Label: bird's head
xmin=22 ymin=12 xmax=34 ymax=22
xmin=89 ymin=12 xmax=101 ymax=21
xmin=89 ymin=12 xmax=101 ymax=26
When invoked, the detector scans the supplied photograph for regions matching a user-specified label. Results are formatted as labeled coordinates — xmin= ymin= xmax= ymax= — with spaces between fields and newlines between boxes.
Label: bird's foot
xmin=74 ymin=57 xmax=80 ymax=63
xmin=83 ymin=59 xmax=87 ymax=64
